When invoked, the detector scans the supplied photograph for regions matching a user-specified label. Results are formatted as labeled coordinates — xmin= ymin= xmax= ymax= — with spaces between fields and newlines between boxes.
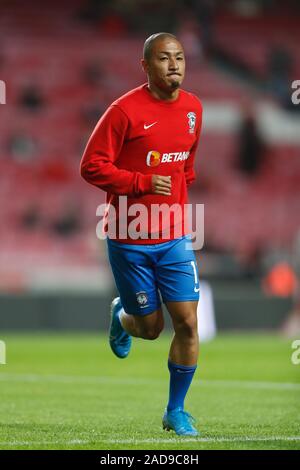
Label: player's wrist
xmin=141 ymin=174 xmax=154 ymax=194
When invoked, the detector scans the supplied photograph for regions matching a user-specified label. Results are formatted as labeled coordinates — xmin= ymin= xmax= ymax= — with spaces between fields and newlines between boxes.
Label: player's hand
xmin=151 ymin=175 xmax=172 ymax=195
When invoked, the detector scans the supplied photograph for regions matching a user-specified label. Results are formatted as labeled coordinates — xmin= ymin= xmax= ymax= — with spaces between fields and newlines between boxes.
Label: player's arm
xmin=80 ymin=105 xmax=154 ymax=197
xmin=184 ymin=101 xmax=203 ymax=187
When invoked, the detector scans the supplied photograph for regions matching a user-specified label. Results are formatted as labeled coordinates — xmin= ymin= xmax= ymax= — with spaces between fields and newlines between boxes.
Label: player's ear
xmin=141 ymin=58 xmax=149 ymax=75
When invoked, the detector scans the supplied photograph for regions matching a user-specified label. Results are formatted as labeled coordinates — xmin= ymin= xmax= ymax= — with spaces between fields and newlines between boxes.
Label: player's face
xmin=144 ymin=38 xmax=185 ymax=92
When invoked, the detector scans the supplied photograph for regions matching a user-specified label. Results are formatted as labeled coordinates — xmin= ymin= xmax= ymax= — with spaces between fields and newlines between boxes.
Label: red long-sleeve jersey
xmin=80 ymin=83 xmax=202 ymax=244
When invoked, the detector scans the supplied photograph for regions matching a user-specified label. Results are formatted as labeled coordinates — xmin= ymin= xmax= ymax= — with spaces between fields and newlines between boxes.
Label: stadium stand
xmin=0 ymin=0 xmax=299 ymax=291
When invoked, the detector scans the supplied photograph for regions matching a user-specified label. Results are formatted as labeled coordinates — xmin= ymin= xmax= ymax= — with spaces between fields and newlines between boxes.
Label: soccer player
xmin=80 ymin=32 xmax=203 ymax=436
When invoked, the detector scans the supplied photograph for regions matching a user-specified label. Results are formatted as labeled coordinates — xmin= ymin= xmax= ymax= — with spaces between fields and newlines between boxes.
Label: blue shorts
xmin=106 ymin=235 xmax=200 ymax=316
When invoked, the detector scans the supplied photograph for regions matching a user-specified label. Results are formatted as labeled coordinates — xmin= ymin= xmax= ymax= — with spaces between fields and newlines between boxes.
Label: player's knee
xmin=136 ymin=308 xmax=164 ymax=340
xmin=140 ymin=321 xmax=164 ymax=340
xmin=142 ymin=325 xmax=163 ymax=340
xmin=144 ymin=330 xmax=159 ymax=340
xmin=174 ymin=315 xmax=198 ymax=339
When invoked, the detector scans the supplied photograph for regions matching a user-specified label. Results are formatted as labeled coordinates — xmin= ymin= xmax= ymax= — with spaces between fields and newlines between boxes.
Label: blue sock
xmin=167 ymin=360 xmax=197 ymax=412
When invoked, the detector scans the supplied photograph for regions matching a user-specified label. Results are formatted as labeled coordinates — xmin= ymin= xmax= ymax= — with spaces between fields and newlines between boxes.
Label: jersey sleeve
xmin=184 ymin=100 xmax=203 ymax=187
xmin=80 ymin=105 xmax=153 ymax=196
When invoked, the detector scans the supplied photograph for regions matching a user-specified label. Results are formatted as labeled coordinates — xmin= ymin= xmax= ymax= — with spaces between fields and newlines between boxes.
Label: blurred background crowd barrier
xmin=0 ymin=0 xmax=299 ymax=335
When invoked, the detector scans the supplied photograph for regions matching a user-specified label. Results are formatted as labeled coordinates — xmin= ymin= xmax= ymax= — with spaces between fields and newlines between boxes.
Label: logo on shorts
xmin=187 ymin=112 xmax=196 ymax=134
xmin=136 ymin=291 xmax=149 ymax=308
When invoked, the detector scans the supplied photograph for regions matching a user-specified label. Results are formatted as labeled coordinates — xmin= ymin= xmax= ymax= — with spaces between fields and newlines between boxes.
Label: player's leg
xmin=165 ymin=299 xmax=198 ymax=412
xmin=166 ymin=300 xmax=199 ymax=366
xmin=162 ymin=300 xmax=199 ymax=435
xmin=156 ymin=235 xmax=200 ymax=435
xmin=109 ymin=299 xmax=164 ymax=358
xmin=120 ymin=306 xmax=164 ymax=340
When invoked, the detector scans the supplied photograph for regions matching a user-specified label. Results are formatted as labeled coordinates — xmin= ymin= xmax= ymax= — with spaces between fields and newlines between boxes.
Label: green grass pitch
xmin=0 ymin=332 xmax=299 ymax=450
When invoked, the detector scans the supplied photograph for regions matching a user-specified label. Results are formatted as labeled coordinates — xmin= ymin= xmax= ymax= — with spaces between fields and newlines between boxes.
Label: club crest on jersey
xmin=136 ymin=291 xmax=149 ymax=308
xmin=187 ymin=112 xmax=196 ymax=134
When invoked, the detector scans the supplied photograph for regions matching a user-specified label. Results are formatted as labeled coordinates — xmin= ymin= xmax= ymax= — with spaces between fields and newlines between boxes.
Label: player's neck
xmin=146 ymin=82 xmax=180 ymax=102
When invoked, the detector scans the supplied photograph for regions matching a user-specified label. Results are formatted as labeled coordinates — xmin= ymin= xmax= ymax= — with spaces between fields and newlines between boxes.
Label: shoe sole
xmin=162 ymin=420 xmax=198 ymax=436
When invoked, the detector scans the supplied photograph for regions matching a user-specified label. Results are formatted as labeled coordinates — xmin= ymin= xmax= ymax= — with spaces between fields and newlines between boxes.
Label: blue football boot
xmin=109 ymin=297 xmax=132 ymax=359
xmin=162 ymin=407 xmax=199 ymax=436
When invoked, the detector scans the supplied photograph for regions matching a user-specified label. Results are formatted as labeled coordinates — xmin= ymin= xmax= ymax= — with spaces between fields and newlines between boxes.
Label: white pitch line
xmin=1 ymin=436 xmax=300 ymax=447
xmin=105 ymin=436 xmax=300 ymax=444
xmin=0 ymin=373 xmax=299 ymax=391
